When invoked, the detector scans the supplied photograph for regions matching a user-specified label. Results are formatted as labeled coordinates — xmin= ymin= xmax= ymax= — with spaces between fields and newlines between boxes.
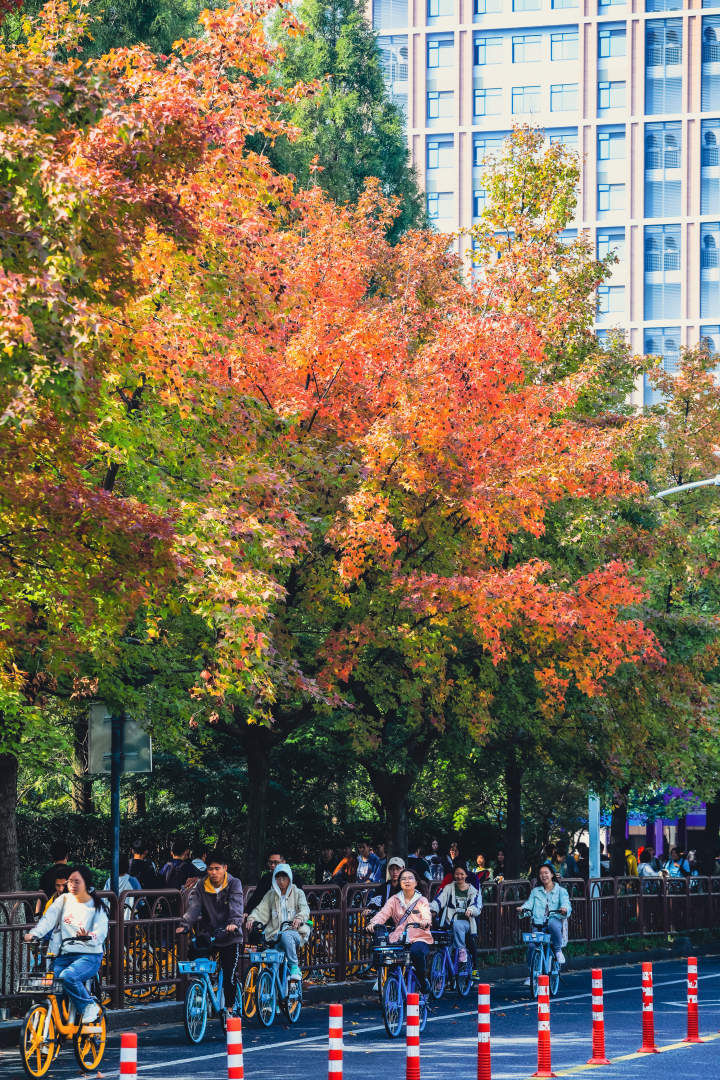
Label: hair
xmin=639 ymin=849 xmax=652 ymax=864
xmin=555 ymin=841 xmax=568 ymax=857
xmin=453 ymin=864 xmax=467 ymax=876
xmin=119 ymin=853 xmax=130 ymax=875
xmin=70 ymin=865 xmax=106 ymax=911
xmin=205 ymin=850 xmax=228 ymax=867
xmin=51 ymin=841 xmax=69 ymax=862
xmin=171 ymin=836 xmax=190 ymax=857
xmin=130 ymin=840 xmax=148 ymax=856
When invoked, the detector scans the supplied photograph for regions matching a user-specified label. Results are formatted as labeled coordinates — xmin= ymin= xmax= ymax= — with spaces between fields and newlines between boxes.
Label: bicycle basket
xmin=16 ymin=971 xmax=58 ymax=996
xmin=522 ymin=932 xmax=551 ymax=944
xmin=431 ymin=930 xmax=452 ymax=946
xmin=178 ymin=958 xmax=217 ymax=975
xmin=249 ymin=948 xmax=284 ymax=965
xmin=374 ymin=946 xmax=410 ymax=966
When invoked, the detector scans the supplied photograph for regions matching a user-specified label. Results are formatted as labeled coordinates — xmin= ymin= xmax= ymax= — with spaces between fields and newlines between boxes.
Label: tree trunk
xmin=366 ymin=767 xmax=413 ymax=857
xmin=610 ymin=791 xmax=629 ymax=876
xmin=0 ymin=754 xmax=20 ymax=891
xmin=504 ymin=750 xmax=523 ymax=878
xmin=697 ymin=796 xmax=720 ymax=876
xmin=242 ymin=727 xmax=275 ymax=883
xmin=71 ymin=715 xmax=93 ymax=813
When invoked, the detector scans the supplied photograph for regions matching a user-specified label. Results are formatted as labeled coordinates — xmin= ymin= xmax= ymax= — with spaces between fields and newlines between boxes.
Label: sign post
xmin=589 ymin=791 xmax=601 ymax=941
xmin=89 ymin=703 xmax=152 ymax=895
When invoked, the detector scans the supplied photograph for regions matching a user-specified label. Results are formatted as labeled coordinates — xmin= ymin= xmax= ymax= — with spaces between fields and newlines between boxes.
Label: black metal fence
xmin=2 ymin=876 xmax=718 ymax=1015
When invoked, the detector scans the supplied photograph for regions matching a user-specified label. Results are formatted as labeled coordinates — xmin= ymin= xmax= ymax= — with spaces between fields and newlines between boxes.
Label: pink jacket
xmin=367 ymin=892 xmax=433 ymax=945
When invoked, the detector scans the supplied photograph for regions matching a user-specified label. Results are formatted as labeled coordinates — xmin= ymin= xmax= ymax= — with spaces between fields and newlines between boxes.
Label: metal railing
xmin=2 ymin=876 xmax=718 ymax=1013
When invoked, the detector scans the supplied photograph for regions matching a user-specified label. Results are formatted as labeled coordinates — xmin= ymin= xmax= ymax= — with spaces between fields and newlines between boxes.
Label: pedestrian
xmin=314 ymin=845 xmax=335 ymax=884
xmin=375 ymin=841 xmax=388 ymax=881
xmin=664 ymin=847 xmax=691 ymax=877
xmin=331 ymin=847 xmax=357 ymax=885
xmin=129 ymin=840 xmax=162 ymax=890
xmin=473 ymin=853 xmax=492 ymax=883
xmin=624 ymin=846 xmax=639 ymax=877
xmin=575 ymin=842 xmax=589 ymax=879
xmin=493 ymin=849 xmax=507 ymax=879
xmin=556 ymin=842 xmax=578 ymax=879
xmin=442 ymin=841 xmax=460 ymax=878
xmin=38 ymin=841 xmax=72 ymax=912
xmin=40 ymin=869 xmax=69 ymax=917
xmin=638 ymin=849 xmax=660 ymax=881
xmin=363 ymin=857 xmax=406 ymax=920
xmin=177 ymin=851 xmax=244 ymax=1015
xmin=356 ymin=841 xmax=382 ymax=883
xmin=103 ymin=854 xmax=141 ymax=914
xmin=160 ymin=837 xmax=197 ymax=890
xmin=407 ymin=843 xmax=431 ymax=882
xmin=426 ymin=839 xmax=444 ymax=881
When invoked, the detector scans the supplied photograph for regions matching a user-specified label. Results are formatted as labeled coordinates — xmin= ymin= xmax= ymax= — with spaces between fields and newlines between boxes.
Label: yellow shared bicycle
xmin=17 ymin=939 xmax=107 ymax=1079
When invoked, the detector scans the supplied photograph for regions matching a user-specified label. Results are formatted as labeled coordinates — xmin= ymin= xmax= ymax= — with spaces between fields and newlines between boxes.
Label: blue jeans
xmin=52 ymin=953 xmax=102 ymax=1014
xmin=526 ymin=921 xmax=563 ymax=966
xmin=277 ymin=929 xmax=303 ymax=969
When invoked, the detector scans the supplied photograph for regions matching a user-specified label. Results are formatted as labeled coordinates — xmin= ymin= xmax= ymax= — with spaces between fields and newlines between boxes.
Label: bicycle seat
xmin=522 ymin=932 xmax=551 ymax=944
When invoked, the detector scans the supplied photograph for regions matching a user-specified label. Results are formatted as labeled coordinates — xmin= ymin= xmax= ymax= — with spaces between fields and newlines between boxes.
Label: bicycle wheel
xmin=282 ymin=978 xmax=302 ymax=1024
xmin=243 ymin=965 xmax=258 ymax=1019
xmin=530 ymin=949 xmax=543 ymax=999
xmin=549 ymin=954 xmax=560 ymax=997
xmin=20 ymin=1003 xmax=59 ymax=1079
xmin=429 ymin=952 xmax=446 ymax=1000
xmin=454 ymin=953 xmax=473 ymax=998
xmin=183 ymin=980 xmax=208 ymax=1044
xmin=382 ymin=970 xmax=404 ymax=1038
xmin=406 ymin=968 xmax=428 ymax=1033
xmin=74 ymin=1010 xmax=107 ymax=1071
xmin=256 ymin=969 xmax=276 ymax=1027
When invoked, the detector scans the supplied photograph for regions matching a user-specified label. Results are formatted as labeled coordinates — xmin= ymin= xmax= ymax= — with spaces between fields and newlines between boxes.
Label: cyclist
xmin=24 ymin=865 xmax=109 ymax=1025
xmin=364 ymin=856 xmax=405 ymax=922
xmin=430 ymin=864 xmax=481 ymax=967
xmin=246 ymin=863 xmax=311 ymax=983
xmin=367 ymin=868 xmax=433 ymax=991
xmin=177 ymin=851 xmax=244 ymax=1013
xmin=518 ymin=864 xmax=571 ymax=978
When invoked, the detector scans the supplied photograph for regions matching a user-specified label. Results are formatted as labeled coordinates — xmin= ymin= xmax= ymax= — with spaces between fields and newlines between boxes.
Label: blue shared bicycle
xmin=520 ymin=911 xmax=561 ymax=999
xmin=178 ymin=931 xmax=243 ymax=1044
xmin=372 ymin=929 xmax=429 ymax=1039
xmin=428 ymin=924 xmax=473 ymax=1000
xmin=242 ymin=921 xmax=302 ymax=1028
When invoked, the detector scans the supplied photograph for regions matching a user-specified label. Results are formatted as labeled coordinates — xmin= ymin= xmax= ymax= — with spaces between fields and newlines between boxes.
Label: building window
xmin=598 ymin=81 xmax=626 ymax=110
xmin=551 ymin=31 xmax=578 ymax=60
xmin=597 ymin=285 xmax=625 ymax=322
xmin=512 ymin=33 xmax=543 ymax=62
xmin=512 ymin=0 xmax=541 ymax=10
xmin=473 ymin=133 xmax=508 ymax=166
xmin=373 ymin=0 xmax=408 ymax=30
xmin=473 ymin=189 xmax=487 ymax=216
xmin=597 ymin=228 xmax=626 ymax=264
xmin=700 ymin=325 xmax=720 ymax=354
xmin=645 ymin=123 xmax=681 ymax=217
xmin=427 ymin=191 xmax=455 ymax=222
xmin=552 ymin=0 xmax=578 ymax=8
xmin=473 ymin=88 xmax=503 ymax=116
xmin=702 ymin=19 xmax=720 ymax=112
xmin=427 ymin=137 xmax=454 ymax=169
xmin=599 ymin=26 xmax=626 ymax=58
xmin=378 ymin=36 xmax=409 ymax=117
xmin=646 ymin=0 xmax=681 ymax=10
xmin=643 ymin=327 xmax=680 ymax=404
xmin=646 ymin=21 xmax=682 ymax=114
xmin=702 ymin=122 xmax=720 ymax=214
xmin=427 ymin=89 xmax=454 ymax=121
xmin=644 ymin=224 xmax=682 ymax=320
xmin=598 ymin=0 xmax=625 ymax=9
xmin=512 ymin=85 xmax=542 ymax=114
xmin=474 ymin=35 xmax=503 ymax=64
xmin=428 ymin=0 xmax=454 ymax=16
xmin=597 ymin=129 xmax=626 ymax=160
xmin=474 ymin=0 xmax=502 ymax=12
xmin=701 ymin=224 xmax=720 ymax=316
xmin=598 ymin=183 xmax=625 ymax=213
xmin=427 ymin=37 xmax=454 ymax=67
xmin=550 ymin=83 xmax=578 ymax=111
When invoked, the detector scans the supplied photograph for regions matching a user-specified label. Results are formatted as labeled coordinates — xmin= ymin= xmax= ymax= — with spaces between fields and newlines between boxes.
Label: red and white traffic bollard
xmin=532 ymin=975 xmax=556 ymax=1078
xmin=477 ymin=983 xmax=491 ymax=1080
xmin=328 ymin=1003 xmax=343 ymax=1078
xmin=685 ymin=956 xmax=702 ymax=1043
xmin=638 ymin=962 xmax=658 ymax=1053
xmin=119 ymin=1034 xmax=137 ymax=1080
xmin=406 ymin=991 xmax=421 ymax=1080
xmin=587 ymin=968 xmax=611 ymax=1065
xmin=226 ymin=1016 xmax=244 ymax=1080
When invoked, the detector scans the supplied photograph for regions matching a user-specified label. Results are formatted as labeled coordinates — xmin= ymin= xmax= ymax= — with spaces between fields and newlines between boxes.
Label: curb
xmin=2 ymin=946 xmax=718 ymax=1049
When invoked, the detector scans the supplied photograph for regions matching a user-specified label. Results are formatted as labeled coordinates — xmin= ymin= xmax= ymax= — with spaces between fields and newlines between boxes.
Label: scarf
xmin=204 ymin=872 xmax=228 ymax=894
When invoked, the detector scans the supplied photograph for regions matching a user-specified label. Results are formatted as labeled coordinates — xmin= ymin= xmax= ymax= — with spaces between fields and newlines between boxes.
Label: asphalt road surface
xmin=2 ymin=956 xmax=720 ymax=1080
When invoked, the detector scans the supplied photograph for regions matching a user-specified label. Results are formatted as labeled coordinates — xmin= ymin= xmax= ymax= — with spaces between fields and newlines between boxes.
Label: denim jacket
xmin=521 ymin=884 xmax=572 ymax=924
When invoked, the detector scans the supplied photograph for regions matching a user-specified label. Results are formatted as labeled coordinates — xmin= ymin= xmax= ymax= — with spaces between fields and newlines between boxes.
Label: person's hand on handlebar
xmin=23 ymin=933 xmax=35 ymax=944
xmin=175 ymin=925 xmax=190 ymax=934
xmin=226 ymin=924 xmax=238 ymax=933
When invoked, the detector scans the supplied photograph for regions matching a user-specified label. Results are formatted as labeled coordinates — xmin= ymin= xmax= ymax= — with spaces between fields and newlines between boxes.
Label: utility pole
xmin=110 ymin=713 xmax=125 ymax=895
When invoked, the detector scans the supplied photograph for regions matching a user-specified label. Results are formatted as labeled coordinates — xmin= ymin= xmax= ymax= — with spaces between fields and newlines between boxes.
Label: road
xmin=2 ymin=956 xmax=719 ymax=1080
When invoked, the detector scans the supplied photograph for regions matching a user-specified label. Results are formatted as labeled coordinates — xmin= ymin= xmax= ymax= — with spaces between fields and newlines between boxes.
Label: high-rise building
xmin=371 ymin=0 xmax=719 ymax=405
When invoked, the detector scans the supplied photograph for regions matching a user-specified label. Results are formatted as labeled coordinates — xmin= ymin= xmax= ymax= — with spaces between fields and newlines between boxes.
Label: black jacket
xmin=181 ymin=874 xmax=245 ymax=945
xmin=366 ymin=881 xmax=401 ymax=913
xmin=130 ymin=859 xmax=162 ymax=890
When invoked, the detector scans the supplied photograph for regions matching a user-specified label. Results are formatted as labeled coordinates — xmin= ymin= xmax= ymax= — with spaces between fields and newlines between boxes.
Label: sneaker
xmin=458 ymin=948 xmax=468 ymax=964
xmin=288 ymin=965 xmax=302 ymax=982
xmin=372 ymin=978 xmax=379 ymax=991
xmin=523 ymin=977 xmax=531 ymax=987
xmin=556 ymin=950 xmax=566 ymax=965
xmin=81 ymin=1003 xmax=101 ymax=1025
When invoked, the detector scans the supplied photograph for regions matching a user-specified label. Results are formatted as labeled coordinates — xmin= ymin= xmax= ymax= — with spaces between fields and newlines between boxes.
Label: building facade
xmin=371 ymin=0 xmax=720 ymax=406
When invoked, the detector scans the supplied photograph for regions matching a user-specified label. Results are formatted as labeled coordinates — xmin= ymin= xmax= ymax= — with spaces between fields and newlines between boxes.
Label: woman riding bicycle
xmin=24 ymin=866 xmax=108 ymax=1025
xmin=367 ymin=868 xmax=433 ymax=991
xmin=518 ymin=864 xmax=571 ymax=968
xmin=430 ymin=864 xmax=481 ymax=967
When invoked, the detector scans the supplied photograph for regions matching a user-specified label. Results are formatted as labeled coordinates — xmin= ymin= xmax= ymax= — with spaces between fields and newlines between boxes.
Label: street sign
xmin=88 ymin=703 xmax=152 ymax=775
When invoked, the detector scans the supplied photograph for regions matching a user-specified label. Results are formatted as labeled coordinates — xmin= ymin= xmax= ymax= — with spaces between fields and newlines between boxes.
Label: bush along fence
xmin=1 ymin=877 xmax=719 ymax=1014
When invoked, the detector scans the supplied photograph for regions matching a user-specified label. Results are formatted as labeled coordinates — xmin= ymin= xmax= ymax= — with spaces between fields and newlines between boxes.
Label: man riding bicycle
xmin=245 ymin=863 xmax=311 ymax=983
xmin=518 ymin=864 xmax=571 ymax=975
xmin=177 ymin=851 xmax=244 ymax=1013
xmin=24 ymin=866 xmax=108 ymax=1026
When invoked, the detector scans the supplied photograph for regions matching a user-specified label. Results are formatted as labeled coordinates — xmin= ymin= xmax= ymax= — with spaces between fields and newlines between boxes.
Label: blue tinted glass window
xmin=551 ymin=32 xmax=578 ymax=60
